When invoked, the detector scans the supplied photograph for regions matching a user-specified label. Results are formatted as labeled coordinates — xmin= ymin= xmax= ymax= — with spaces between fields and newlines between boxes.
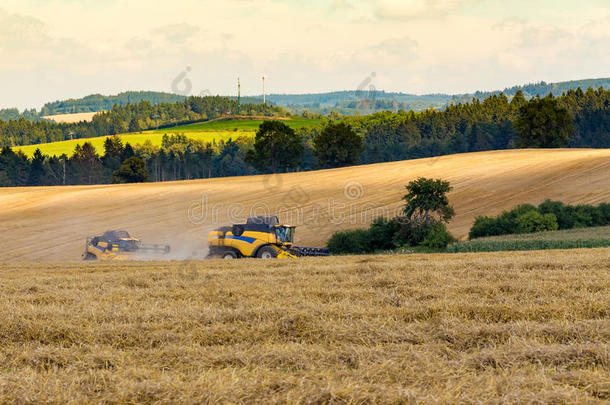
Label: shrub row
xmin=469 ymin=200 xmax=610 ymax=239
xmin=327 ymin=217 xmax=454 ymax=255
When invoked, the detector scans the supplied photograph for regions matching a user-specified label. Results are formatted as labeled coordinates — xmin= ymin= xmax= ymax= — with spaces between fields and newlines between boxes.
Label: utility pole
xmin=237 ymin=77 xmax=241 ymax=114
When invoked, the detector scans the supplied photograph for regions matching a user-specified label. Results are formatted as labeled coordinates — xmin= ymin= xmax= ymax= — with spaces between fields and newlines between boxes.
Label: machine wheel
xmin=257 ymin=246 xmax=278 ymax=259
xmin=83 ymin=252 xmax=97 ymax=261
xmin=222 ymin=251 xmax=238 ymax=259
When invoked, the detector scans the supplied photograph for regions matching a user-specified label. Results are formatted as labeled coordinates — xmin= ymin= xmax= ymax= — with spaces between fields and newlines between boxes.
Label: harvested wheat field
xmin=42 ymin=112 xmax=99 ymax=123
xmin=2 ymin=149 xmax=610 ymax=262
xmin=0 ymin=250 xmax=608 ymax=403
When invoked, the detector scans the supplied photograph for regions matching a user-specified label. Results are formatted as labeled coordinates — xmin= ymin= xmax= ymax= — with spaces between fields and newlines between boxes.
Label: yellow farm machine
xmin=83 ymin=230 xmax=170 ymax=261
xmin=207 ymin=216 xmax=329 ymax=259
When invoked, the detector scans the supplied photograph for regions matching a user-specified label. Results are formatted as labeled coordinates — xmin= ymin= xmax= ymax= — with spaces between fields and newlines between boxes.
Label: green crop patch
xmin=449 ymin=225 xmax=610 ymax=252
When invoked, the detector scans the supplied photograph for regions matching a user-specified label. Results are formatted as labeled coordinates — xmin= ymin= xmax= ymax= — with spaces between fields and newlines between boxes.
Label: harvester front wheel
xmin=83 ymin=252 xmax=97 ymax=261
xmin=257 ymin=246 xmax=278 ymax=259
xmin=222 ymin=251 xmax=238 ymax=259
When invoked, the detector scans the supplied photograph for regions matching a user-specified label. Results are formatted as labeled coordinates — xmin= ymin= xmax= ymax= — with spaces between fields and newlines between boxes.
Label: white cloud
xmin=0 ymin=1 xmax=608 ymax=109
xmin=375 ymin=0 xmax=476 ymax=20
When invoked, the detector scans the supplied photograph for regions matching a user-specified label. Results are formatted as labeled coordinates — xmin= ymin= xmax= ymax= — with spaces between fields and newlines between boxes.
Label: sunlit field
xmin=14 ymin=130 xmax=253 ymax=157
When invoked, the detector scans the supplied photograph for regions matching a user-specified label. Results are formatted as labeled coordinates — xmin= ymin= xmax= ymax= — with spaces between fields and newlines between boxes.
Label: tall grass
xmin=0 ymin=250 xmax=608 ymax=403
xmin=448 ymin=238 xmax=610 ymax=252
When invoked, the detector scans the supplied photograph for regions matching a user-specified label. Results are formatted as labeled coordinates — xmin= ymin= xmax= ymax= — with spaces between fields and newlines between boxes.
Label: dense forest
xmin=1 ymin=86 xmax=609 ymax=187
xmin=0 ymin=96 xmax=285 ymax=148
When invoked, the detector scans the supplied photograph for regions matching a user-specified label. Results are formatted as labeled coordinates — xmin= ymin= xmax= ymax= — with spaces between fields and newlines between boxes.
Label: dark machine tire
xmin=257 ymin=246 xmax=278 ymax=259
xmin=222 ymin=250 xmax=238 ymax=259
xmin=83 ymin=252 xmax=97 ymax=261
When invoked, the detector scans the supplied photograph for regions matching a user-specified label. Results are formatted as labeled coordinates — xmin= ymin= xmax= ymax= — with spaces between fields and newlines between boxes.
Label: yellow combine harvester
xmin=207 ymin=216 xmax=329 ymax=259
xmin=83 ymin=230 xmax=170 ymax=261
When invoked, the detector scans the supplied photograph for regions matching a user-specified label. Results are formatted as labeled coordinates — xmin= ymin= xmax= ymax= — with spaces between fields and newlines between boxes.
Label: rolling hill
xmin=1 ymin=148 xmax=610 ymax=262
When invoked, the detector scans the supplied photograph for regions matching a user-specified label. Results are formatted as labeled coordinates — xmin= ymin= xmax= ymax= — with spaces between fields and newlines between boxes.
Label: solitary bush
xmin=469 ymin=216 xmax=505 ymax=239
xmin=327 ymin=229 xmax=371 ymax=254
xmin=575 ymin=205 xmax=606 ymax=227
xmin=392 ymin=217 xmax=437 ymax=247
xmin=327 ymin=216 xmax=455 ymax=254
xmin=368 ymin=217 xmax=400 ymax=251
xmin=538 ymin=200 xmax=574 ymax=229
xmin=516 ymin=211 xmax=558 ymax=233
xmin=469 ymin=205 xmax=537 ymax=238
xmin=421 ymin=222 xmax=455 ymax=248
xmin=598 ymin=203 xmax=610 ymax=225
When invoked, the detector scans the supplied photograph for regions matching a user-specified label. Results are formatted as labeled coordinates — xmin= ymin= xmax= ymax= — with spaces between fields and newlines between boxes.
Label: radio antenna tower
xmin=262 ymin=75 xmax=266 ymax=105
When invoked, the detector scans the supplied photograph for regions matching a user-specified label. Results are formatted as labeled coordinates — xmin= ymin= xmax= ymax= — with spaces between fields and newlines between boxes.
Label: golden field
xmin=0 ymin=250 xmax=608 ymax=403
xmin=41 ymin=112 xmax=99 ymax=123
xmin=1 ymin=149 xmax=610 ymax=262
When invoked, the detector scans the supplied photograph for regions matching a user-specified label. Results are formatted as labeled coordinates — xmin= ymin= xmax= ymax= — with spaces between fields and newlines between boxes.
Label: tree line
xmin=1 ymin=86 xmax=609 ymax=187
xmin=340 ymin=86 xmax=610 ymax=165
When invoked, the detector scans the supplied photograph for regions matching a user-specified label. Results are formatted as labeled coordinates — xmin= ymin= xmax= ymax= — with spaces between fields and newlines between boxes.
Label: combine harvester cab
xmin=207 ymin=216 xmax=329 ymax=259
xmin=83 ymin=230 xmax=170 ymax=261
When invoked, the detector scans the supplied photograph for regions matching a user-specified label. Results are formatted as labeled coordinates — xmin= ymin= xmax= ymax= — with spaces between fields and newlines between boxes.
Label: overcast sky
xmin=1 ymin=0 xmax=609 ymax=110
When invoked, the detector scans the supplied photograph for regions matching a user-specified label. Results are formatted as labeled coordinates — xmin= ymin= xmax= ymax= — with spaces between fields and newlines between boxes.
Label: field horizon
xmin=1 ymin=148 xmax=610 ymax=262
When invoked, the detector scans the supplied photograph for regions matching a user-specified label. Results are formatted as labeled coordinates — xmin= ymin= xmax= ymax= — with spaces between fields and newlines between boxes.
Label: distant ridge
xmin=1 ymin=78 xmax=609 ymax=121
xmin=260 ymin=78 xmax=610 ymax=114
xmin=39 ymin=91 xmax=187 ymax=116
xmin=450 ymin=78 xmax=610 ymax=104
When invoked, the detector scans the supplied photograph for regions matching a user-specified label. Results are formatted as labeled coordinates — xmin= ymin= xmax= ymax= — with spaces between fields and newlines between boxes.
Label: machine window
xmin=276 ymin=227 xmax=294 ymax=243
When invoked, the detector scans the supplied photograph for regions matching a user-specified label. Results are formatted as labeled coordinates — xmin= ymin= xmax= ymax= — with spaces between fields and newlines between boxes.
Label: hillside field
xmin=42 ymin=112 xmax=99 ymax=123
xmin=13 ymin=117 xmax=323 ymax=157
xmin=14 ymin=131 xmax=251 ymax=158
xmin=0 ymin=250 xmax=608 ymax=403
xmin=1 ymin=149 xmax=610 ymax=262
